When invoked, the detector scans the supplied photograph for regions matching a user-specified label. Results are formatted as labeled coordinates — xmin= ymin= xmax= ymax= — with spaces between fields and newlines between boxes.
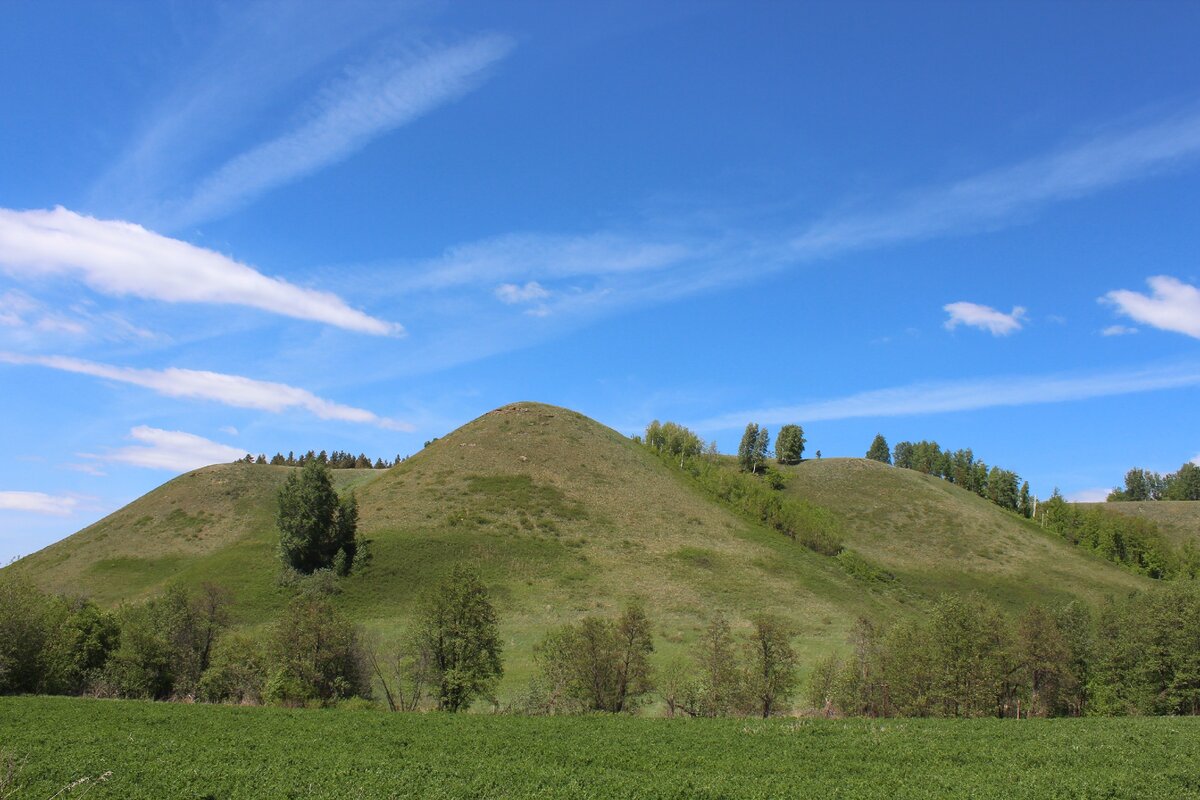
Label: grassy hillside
xmin=4 ymin=402 xmax=1150 ymax=693
xmin=1076 ymin=501 xmax=1200 ymax=549
xmin=779 ymin=458 xmax=1145 ymax=611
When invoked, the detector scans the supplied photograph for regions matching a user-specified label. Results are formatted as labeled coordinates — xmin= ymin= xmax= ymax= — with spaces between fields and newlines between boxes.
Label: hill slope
xmin=5 ymin=402 xmax=1149 ymax=690
xmin=779 ymin=458 xmax=1144 ymax=609
xmin=1075 ymin=501 xmax=1200 ymax=549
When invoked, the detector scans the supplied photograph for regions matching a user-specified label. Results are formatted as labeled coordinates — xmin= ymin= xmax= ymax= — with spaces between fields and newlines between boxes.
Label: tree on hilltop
xmin=776 ymin=424 xmax=805 ymax=465
xmin=866 ymin=434 xmax=891 ymax=464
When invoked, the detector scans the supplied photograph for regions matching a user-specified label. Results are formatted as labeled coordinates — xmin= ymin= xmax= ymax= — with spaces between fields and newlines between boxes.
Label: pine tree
xmin=866 ymin=434 xmax=891 ymax=464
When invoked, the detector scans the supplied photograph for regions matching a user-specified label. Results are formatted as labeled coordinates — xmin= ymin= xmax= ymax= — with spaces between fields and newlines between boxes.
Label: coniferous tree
xmin=276 ymin=462 xmax=359 ymax=575
xmin=866 ymin=434 xmax=891 ymax=464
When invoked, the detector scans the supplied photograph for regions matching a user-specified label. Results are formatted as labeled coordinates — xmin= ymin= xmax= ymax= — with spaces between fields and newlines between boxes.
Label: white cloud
xmin=0 ymin=207 xmax=400 ymax=335
xmin=1101 ymin=324 xmax=1139 ymax=337
xmin=96 ymin=426 xmax=246 ymax=472
xmin=943 ymin=302 xmax=1027 ymax=336
xmin=1066 ymin=488 xmax=1111 ymax=503
xmin=169 ymin=35 xmax=514 ymax=227
xmin=495 ymin=281 xmax=550 ymax=305
xmin=0 ymin=352 xmax=411 ymax=430
xmin=692 ymin=361 xmax=1200 ymax=430
xmin=0 ymin=491 xmax=78 ymax=515
xmin=791 ymin=112 xmax=1200 ymax=257
xmin=220 ymin=426 xmax=239 ymax=436
xmin=1103 ymin=276 xmax=1200 ymax=339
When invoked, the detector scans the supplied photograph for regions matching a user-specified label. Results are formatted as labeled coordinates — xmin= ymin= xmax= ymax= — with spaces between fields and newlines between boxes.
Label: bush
xmin=266 ymin=594 xmax=370 ymax=706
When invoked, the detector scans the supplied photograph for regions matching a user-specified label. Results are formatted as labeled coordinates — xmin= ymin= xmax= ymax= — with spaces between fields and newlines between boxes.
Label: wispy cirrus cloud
xmin=87 ymin=426 xmax=246 ymax=472
xmin=0 ymin=352 xmax=411 ymax=430
xmin=943 ymin=302 xmax=1027 ymax=336
xmin=1101 ymin=324 xmax=1139 ymax=337
xmin=692 ymin=361 xmax=1200 ymax=430
xmin=91 ymin=2 xmax=430 ymax=216
xmin=0 ymin=207 xmax=400 ymax=335
xmin=398 ymin=233 xmax=698 ymax=294
xmin=790 ymin=111 xmax=1200 ymax=258
xmin=167 ymin=34 xmax=514 ymax=228
xmin=1103 ymin=275 xmax=1200 ymax=339
xmin=0 ymin=491 xmax=78 ymax=515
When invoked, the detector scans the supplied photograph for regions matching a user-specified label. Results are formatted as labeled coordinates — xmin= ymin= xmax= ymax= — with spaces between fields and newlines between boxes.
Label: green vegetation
xmin=1038 ymin=492 xmax=1176 ymax=577
xmin=415 ymin=565 xmax=503 ymax=712
xmin=276 ymin=460 xmax=363 ymax=575
xmin=775 ymin=423 xmax=805 ymax=464
xmin=866 ymin=433 xmax=890 ymax=464
xmin=3 ymin=697 xmax=1200 ymax=799
xmin=1107 ymin=463 xmax=1200 ymax=501
xmin=737 ymin=422 xmax=770 ymax=473
xmin=531 ymin=602 xmax=654 ymax=713
xmin=4 ymin=403 xmax=1152 ymax=696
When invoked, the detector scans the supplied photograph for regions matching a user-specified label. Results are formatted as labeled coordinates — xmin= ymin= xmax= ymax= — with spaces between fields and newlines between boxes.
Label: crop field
xmin=2 ymin=698 xmax=1199 ymax=799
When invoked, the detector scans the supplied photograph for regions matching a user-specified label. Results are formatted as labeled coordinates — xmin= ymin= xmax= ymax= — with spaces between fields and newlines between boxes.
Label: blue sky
xmin=2 ymin=0 xmax=1199 ymax=564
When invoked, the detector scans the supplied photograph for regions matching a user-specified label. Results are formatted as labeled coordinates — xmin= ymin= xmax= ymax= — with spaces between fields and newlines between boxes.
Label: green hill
xmin=4 ymin=402 xmax=1149 ymax=691
xmin=1075 ymin=501 xmax=1200 ymax=549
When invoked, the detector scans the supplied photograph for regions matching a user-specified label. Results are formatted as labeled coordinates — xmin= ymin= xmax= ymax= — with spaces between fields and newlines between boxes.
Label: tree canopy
xmin=775 ymin=424 xmax=805 ymax=465
xmin=276 ymin=461 xmax=360 ymax=575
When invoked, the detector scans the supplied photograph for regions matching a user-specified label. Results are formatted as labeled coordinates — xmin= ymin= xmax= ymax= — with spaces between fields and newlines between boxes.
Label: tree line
xmin=232 ymin=450 xmax=408 ymax=469
xmin=1035 ymin=491 xmax=1186 ymax=579
xmin=10 ymin=570 xmax=1200 ymax=718
xmin=812 ymin=583 xmax=1200 ymax=717
xmin=1107 ymin=463 xmax=1200 ymax=502
xmin=872 ymin=435 xmax=1034 ymax=518
xmin=0 ymin=565 xmax=503 ymax=712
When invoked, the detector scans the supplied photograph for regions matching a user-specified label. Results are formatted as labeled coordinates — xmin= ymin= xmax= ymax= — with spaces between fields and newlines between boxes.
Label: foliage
xmin=743 ymin=614 xmax=799 ymax=718
xmin=737 ymin=423 xmax=768 ymax=474
xmin=198 ymin=633 xmax=267 ymax=704
xmin=0 ymin=577 xmax=58 ymax=694
xmin=1090 ymin=582 xmax=1200 ymax=715
xmin=642 ymin=420 xmax=843 ymax=555
xmin=265 ymin=592 xmax=369 ymax=705
xmin=775 ymin=424 xmax=805 ymax=465
xmin=890 ymin=438 xmax=1028 ymax=516
xmin=534 ymin=603 xmax=654 ymax=713
xmin=416 ymin=565 xmax=503 ymax=712
xmin=643 ymin=420 xmax=703 ymax=466
xmin=1108 ymin=462 xmax=1200 ymax=502
xmin=1037 ymin=491 xmax=1175 ymax=577
xmin=100 ymin=583 xmax=230 ymax=699
xmin=276 ymin=461 xmax=361 ymax=575
xmin=684 ymin=613 xmax=744 ymax=717
xmin=865 ymin=434 xmax=890 ymax=464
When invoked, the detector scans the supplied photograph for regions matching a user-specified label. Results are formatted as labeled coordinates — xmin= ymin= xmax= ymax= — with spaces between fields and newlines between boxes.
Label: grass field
xmin=2 ymin=697 xmax=1198 ymax=799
